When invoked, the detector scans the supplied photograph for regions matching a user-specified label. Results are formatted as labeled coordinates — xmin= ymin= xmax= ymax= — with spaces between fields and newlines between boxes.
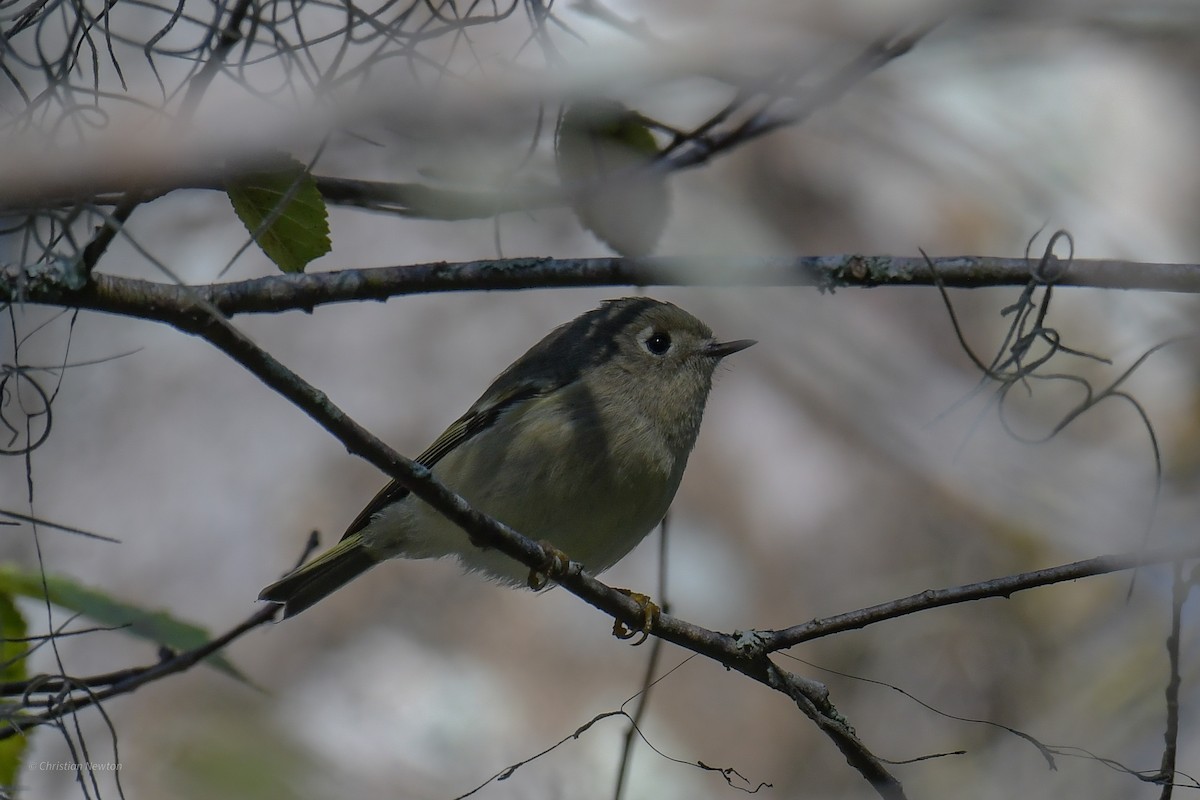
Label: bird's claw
xmin=612 ymin=589 xmax=660 ymax=646
xmin=527 ymin=541 xmax=571 ymax=590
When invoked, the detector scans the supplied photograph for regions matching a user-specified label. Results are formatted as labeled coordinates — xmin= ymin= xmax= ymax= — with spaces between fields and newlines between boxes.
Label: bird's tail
xmin=259 ymin=534 xmax=380 ymax=618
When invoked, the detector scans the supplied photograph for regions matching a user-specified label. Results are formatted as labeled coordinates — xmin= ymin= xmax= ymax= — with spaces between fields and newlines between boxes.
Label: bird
xmin=259 ymin=297 xmax=754 ymax=619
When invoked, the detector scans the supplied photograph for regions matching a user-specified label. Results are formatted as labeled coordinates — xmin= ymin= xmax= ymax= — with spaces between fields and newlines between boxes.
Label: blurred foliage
xmin=0 ymin=566 xmax=245 ymax=682
xmin=556 ymin=100 xmax=669 ymax=256
xmin=0 ymin=592 xmax=29 ymax=796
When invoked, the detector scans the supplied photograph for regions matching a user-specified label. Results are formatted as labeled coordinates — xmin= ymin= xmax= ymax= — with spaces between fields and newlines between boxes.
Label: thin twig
xmin=761 ymin=540 xmax=1200 ymax=652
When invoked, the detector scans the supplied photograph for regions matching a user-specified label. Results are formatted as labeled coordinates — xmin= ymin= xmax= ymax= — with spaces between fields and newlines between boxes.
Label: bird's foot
xmin=612 ymin=589 xmax=660 ymax=646
xmin=527 ymin=541 xmax=571 ymax=590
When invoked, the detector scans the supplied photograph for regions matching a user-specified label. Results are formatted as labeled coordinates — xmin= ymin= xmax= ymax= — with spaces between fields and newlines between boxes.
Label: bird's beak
xmin=704 ymin=338 xmax=757 ymax=359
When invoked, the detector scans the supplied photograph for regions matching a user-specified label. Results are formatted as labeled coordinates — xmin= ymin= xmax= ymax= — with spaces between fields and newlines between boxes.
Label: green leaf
xmin=555 ymin=100 xmax=670 ymax=257
xmin=0 ymin=566 xmax=247 ymax=683
xmin=0 ymin=592 xmax=30 ymax=796
xmin=226 ymin=154 xmax=331 ymax=273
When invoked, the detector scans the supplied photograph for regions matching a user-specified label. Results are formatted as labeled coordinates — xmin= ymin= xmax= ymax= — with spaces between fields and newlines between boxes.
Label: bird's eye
xmin=644 ymin=331 xmax=672 ymax=355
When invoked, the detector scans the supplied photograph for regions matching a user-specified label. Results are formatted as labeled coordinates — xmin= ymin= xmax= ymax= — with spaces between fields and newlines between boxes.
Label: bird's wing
xmin=338 ymin=378 xmax=549 ymax=539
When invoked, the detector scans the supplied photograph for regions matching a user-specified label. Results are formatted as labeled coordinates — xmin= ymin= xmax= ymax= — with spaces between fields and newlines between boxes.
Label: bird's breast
xmin=432 ymin=389 xmax=686 ymax=580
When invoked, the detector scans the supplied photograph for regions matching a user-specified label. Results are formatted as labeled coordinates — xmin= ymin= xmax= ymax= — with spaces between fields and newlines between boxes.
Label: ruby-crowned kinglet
xmin=260 ymin=297 xmax=754 ymax=618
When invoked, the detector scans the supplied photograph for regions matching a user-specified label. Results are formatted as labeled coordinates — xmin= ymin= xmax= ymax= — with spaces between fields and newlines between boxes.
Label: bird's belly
xmin=447 ymin=457 xmax=678 ymax=584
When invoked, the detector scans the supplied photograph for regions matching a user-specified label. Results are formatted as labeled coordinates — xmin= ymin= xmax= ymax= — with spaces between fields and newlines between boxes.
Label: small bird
xmin=259 ymin=297 xmax=754 ymax=618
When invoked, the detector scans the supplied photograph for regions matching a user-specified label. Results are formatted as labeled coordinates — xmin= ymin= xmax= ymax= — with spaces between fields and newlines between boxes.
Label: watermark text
xmin=28 ymin=761 xmax=121 ymax=772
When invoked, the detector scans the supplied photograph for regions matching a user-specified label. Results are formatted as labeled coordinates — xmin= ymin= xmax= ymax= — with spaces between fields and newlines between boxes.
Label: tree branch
xmin=760 ymin=540 xmax=1200 ymax=652
xmin=6 ymin=255 xmax=1200 ymax=323
xmin=3 ymin=604 xmax=278 ymax=737
xmin=0 ymin=24 xmax=932 ymax=221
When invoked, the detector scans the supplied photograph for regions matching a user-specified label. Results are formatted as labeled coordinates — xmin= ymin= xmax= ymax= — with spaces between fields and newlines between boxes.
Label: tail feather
xmin=260 ymin=535 xmax=380 ymax=618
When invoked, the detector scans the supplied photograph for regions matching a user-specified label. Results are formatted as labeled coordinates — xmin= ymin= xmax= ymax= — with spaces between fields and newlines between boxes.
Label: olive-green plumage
xmin=259 ymin=298 xmax=754 ymax=618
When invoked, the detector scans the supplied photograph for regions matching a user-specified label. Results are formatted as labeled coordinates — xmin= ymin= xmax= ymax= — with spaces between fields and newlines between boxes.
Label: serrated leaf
xmin=0 ymin=592 xmax=30 ymax=796
xmin=556 ymin=100 xmax=669 ymax=257
xmin=226 ymin=154 xmax=331 ymax=273
xmin=0 ymin=566 xmax=246 ymax=683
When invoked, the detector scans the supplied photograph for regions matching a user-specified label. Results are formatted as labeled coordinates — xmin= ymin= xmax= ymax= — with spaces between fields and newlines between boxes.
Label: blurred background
xmin=4 ymin=1 xmax=1200 ymax=798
